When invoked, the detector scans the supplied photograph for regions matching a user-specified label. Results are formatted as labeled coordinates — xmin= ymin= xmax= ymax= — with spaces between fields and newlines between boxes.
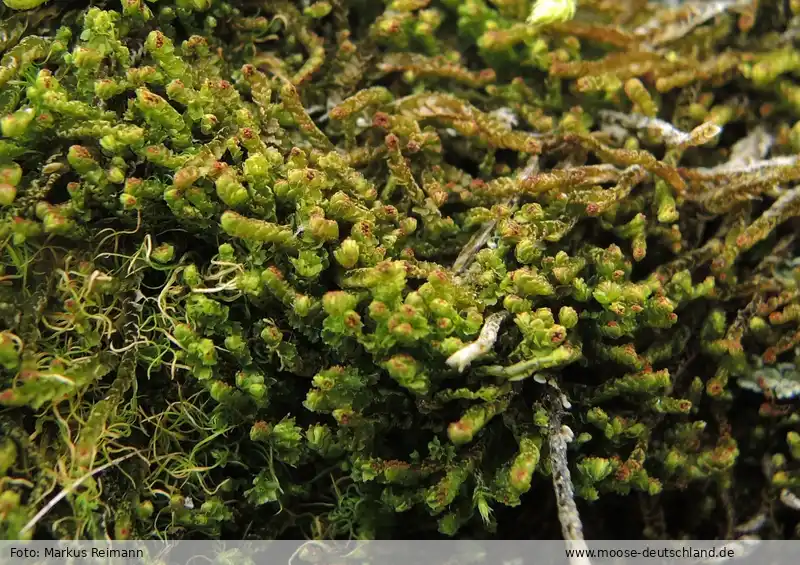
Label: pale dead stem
xmin=452 ymin=157 xmax=539 ymax=275
xmin=547 ymin=392 xmax=592 ymax=565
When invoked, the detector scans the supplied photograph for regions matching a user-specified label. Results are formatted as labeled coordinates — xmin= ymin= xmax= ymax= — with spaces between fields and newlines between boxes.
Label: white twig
xmin=548 ymin=395 xmax=591 ymax=565
xmin=734 ymin=511 xmax=767 ymax=534
xmin=452 ymin=218 xmax=504 ymax=275
xmin=452 ymin=158 xmax=538 ymax=275
xmin=759 ymin=185 xmax=800 ymax=224
xmin=780 ymin=488 xmax=800 ymax=511
xmin=20 ymin=450 xmax=142 ymax=536
xmin=446 ymin=312 xmax=509 ymax=373
xmin=738 ymin=363 xmax=800 ymax=400
xmin=724 ymin=126 xmax=773 ymax=167
xmin=635 ymin=1 xmax=746 ymax=47
xmin=700 ymin=155 xmax=798 ymax=176
xmin=599 ymin=110 xmax=721 ymax=149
